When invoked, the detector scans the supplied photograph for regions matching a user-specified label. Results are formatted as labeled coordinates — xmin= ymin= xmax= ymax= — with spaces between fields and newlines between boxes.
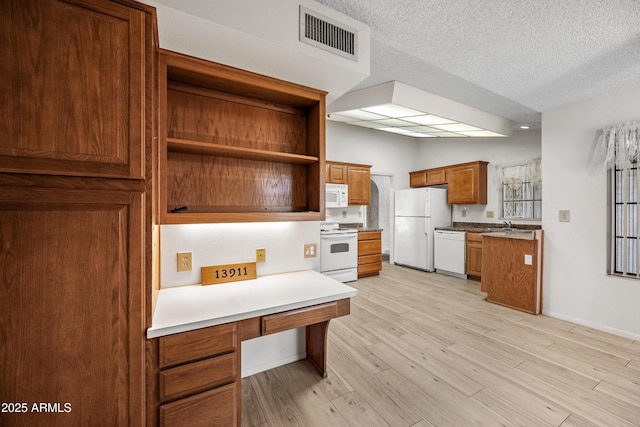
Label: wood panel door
xmin=0 ymin=0 xmax=147 ymax=178
xmin=0 ymin=186 xmax=145 ymax=427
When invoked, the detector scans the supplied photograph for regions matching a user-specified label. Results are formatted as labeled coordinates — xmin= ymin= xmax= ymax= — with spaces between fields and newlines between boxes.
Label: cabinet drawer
xmin=159 ymin=352 xmax=237 ymax=402
xmin=262 ymin=302 xmax=338 ymax=335
xmin=159 ymin=323 xmax=237 ymax=368
xmin=358 ymin=231 xmax=381 ymax=241
xmin=160 ymin=382 xmax=237 ymax=427
xmin=358 ymin=262 xmax=382 ymax=276
xmin=358 ymin=239 xmax=381 ymax=255
xmin=359 ymin=254 xmax=382 ymax=266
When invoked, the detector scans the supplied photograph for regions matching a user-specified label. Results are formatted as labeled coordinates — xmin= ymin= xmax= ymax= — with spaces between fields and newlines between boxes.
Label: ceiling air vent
xmin=299 ymin=6 xmax=358 ymax=61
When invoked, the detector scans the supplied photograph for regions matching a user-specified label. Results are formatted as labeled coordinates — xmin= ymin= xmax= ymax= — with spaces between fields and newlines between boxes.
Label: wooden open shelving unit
xmin=158 ymin=50 xmax=327 ymax=224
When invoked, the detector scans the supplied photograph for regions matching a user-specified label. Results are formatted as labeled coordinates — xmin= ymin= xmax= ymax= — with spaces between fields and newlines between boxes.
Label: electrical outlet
xmin=559 ymin=210 xmax=571 ymax=222
xmin=461 ymin=209 xmax=467 ymax=218
xmin=177 ymin=252 xmax=192 ymax=272
xmin=486 ymin=210 xmax=494 ymax=218
xmin=342 ymin=211 xmax=347 ymax=218
xmin=304 ymin=243 xmax=317 ymax=258
xmin=256 ymin=248 xmax=266 ymax=263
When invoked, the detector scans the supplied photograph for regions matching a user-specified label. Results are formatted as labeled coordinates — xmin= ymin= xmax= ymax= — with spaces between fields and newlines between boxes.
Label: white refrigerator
xmin=393 ymin=187 xmax=451 ymax=271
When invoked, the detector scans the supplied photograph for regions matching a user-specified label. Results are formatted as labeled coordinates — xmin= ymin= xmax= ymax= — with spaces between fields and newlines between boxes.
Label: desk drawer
xmin=262 ymin=302 xmax=338 ymax=335
xmin=159 ymin=352 xmax=237 ymax=402
xmin=160 ymin=382 xmax=237 ymax=427
xmin=159 ymin=323 xmax=237 ymax=368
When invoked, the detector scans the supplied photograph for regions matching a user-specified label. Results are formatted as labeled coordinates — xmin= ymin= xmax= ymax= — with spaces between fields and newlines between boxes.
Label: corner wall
xmin=541 ymin=84 xmax=640 ymax=339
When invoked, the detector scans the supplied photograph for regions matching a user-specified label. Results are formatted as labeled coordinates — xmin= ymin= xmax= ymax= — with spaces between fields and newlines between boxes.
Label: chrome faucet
xmin=503 ymin=220 xmax=513 ymax=229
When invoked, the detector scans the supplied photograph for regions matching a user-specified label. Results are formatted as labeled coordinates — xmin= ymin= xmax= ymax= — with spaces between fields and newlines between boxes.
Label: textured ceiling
xmin=314 ymin=0 xmax=640 ymax=128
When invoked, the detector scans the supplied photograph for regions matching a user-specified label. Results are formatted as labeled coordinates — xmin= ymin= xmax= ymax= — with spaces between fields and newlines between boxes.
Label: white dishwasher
xmin=434 ymin=230 xmax=467 ymax=279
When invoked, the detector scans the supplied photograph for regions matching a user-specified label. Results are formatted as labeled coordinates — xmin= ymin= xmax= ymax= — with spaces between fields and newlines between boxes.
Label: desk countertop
xmin=147 ymin=270 xmax=358 ymax=338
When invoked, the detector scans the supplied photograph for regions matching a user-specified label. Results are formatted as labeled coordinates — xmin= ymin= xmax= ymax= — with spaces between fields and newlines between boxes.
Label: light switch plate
xmin=559 ymin=210 xmax=571 ymax=222
xmin=486 ymin=210 xmax=494 ymax=218
xmin=304 ymin=243 xmax=317 ymax=258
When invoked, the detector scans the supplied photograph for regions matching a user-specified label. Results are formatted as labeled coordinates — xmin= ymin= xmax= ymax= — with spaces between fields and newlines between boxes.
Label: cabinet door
xmin=347 ymin=166 xmax=371 ymax=205
xmin=447 ymin=162 xmax=487 ymax=204
xmin=0 ymin=0 xmax=147 ymax=178
xmin=466 ymin=233 xmax=483 ymax=278
xmin=409 ymin=171 xmax=427 ymax=187
xmin=426 ymin=168 xmax=447 ymax=185
xmin=0 ymin=187 xmax=145 ymax=427
xmin=326 ymin=163 xmax=347 ymax=184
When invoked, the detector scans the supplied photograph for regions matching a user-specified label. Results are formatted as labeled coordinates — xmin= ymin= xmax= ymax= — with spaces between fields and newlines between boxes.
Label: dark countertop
xmin=436 ymin=221 xmax=542 ymax=233
xmin=339 ymin=224 xmax=383 ymax=233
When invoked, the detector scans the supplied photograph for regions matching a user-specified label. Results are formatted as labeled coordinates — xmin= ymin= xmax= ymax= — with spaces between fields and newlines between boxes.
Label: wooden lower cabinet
xmin=0 ymin=185 xmax=146 ymax=427
xmin=466 ymin=232 xmax=483 ymax=281
xmin=358 ymin=231 xmax=382 ymax=278
xmin=482 ymin=235 xmax=542 ymax=314
xmin=149 ymin=323 xmax=241 ymax=427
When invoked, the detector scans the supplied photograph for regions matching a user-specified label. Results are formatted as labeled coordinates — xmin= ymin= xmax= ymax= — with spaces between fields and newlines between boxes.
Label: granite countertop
xmin=436 ymin=222 xmax=542 ymax=240
xmin=436 ymin=221 xmax=542 ymax=233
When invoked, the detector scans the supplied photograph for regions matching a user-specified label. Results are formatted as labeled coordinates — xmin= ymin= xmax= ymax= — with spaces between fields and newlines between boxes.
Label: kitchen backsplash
xmin=325 ymin=205 xmax=366 ymax=225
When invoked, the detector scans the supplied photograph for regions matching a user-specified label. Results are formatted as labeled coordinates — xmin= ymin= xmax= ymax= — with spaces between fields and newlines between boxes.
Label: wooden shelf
xmin=158 ymin=50 xmax=326 ymax=224
xmin=167 ymin=138 xmax=319 ymax=165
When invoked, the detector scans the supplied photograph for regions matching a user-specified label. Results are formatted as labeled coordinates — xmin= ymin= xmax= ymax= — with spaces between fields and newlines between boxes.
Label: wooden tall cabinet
xmin=0 ymin=1 xmax=154 ymax=426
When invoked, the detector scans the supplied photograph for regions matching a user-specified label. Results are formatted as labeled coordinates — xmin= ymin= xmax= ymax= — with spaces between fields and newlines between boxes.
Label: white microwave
xmin=326 ymin=183 xmax=348 ymax=208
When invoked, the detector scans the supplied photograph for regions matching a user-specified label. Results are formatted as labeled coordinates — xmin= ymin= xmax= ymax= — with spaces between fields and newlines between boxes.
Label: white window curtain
xmin=495 ymin=158 xmax=542 ymax=219
xmin=598 ymin=121 xmax=640 ymax=170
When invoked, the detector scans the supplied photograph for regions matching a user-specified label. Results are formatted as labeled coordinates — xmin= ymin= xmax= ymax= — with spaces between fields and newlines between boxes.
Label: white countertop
xmin=147 ymin=270 xmax=358 ymax=338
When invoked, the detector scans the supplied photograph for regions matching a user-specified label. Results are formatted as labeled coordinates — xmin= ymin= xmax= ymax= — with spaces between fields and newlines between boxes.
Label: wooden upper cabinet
xmin=0 ymin=0 xmax=148 ymax=179
xmin=326 ymin=161 xmax=371 ymax=205
xmin=410 ymin=167 xmax=446 ymax=187
xmin=158 ymin=51 xmax=326 ymax=223
xmin=326 ymin=163 xmax=347 ymax=184
xmin=347 ymin=165 xmax=371 ymax=205
xmin=409 ymin=162 xmax=487 ymax=204
xmin=446 ymin=161 xmax=488 ymax=204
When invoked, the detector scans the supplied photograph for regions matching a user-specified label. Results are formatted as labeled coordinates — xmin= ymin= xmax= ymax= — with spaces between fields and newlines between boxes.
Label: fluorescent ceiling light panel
xmin=327 ymin=81 xmax=514 ymax=138
xmin=372 ymin=118 xmax=418 ymax=127
xmin=336 ymin=109 xmax=388 ymax=121
xmin=362 ymin=103 xmax=424 ymax=118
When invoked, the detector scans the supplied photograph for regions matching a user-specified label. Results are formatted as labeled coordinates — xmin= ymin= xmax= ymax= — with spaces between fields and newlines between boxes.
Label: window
xmin=610 ymin=164 xmax=639 ymax=276
xmin=601 ymin=121 xmax=640 ymax=278
xmin=499 ymin=158 xmax=542 ymax=220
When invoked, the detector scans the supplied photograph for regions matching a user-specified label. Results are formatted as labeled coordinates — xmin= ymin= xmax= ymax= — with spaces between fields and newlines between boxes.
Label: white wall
xmin=542 ymin=84 xmax=640 ymax=339
xmin=326 ymin=121 xmax=419 ymax=189
xmin=415 ymin=131 xmax=542 ymax=224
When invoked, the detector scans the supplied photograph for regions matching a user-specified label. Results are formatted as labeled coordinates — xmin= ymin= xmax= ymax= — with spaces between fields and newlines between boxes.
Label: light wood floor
xmin=241 ymin=263 xmax=640 ymax=426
